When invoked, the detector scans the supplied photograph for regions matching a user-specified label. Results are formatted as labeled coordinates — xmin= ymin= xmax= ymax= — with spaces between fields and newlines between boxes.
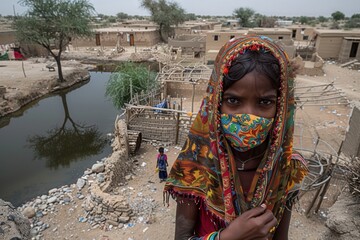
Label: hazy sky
xmin=1 ymin=0 xmax=359 ymax=17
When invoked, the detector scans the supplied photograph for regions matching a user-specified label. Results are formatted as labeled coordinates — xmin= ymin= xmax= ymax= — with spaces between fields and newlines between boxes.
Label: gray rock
xmin=22 ymin=207 xmax=36 ymax=218
xmin=0 ymin=198 xmax=31 ymax=239
xmin=92 ymin=163 xmax=105 ymax=173
xmin=48 ymin=188 xmax=58 ymax=195
xmin=97 ymin=173 xmax=105 ymax=183
xmin=76 ymin=178 xmax=86 ymax=190
xmin=118 ymin=216 xmax=130 ymax=223
xmin=320 ymin=191 xmax=360 ymax=240
xmin=47 ymin=196 xmax=57 ymax=204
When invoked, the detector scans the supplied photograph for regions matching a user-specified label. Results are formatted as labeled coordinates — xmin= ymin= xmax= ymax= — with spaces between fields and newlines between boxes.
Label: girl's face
xmin=220 ymin=71 xmax=277 ymax=118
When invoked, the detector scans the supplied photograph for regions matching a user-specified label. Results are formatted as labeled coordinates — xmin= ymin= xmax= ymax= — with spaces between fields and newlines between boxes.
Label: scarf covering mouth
xmin=164 ymin=35 xmax=308 ymax=225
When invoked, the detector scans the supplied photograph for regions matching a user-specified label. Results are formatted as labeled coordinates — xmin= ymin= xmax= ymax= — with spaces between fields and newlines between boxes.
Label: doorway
xmin=349 ymin=42 xmax=359 ymax=58
xmin=95 ymin=33 xmax=101 ymax=46
xmin=129 ymin=34 xmax=135 ymax=46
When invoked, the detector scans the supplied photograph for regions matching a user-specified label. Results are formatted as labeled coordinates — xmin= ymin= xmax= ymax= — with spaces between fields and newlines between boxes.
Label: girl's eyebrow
xmin=261 ymin=94 xmax=277 ymax=99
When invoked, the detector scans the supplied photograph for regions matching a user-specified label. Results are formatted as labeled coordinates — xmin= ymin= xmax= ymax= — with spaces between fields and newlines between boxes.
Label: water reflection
xmin=27 ymin=93 xmax=108 ymax=169
xmin=0 ymin=72 xmax=120 ymax=206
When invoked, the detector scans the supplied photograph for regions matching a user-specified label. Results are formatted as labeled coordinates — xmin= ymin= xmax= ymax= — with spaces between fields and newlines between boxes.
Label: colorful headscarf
xmin=164 ymin=36 xmax=308 ymax=226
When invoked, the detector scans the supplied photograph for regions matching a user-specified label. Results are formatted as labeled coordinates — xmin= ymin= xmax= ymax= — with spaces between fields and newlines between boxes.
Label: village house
xmin=72 ymin=27 xmax=161 ymax=48
xmin=205 ymin=28 xmax=295 ymax=64
xmin=168 ymin=34 xmax=206 ymax=59
xmin=313 ymin=29 xmax=360 ymax=62
xmin=287 ymin=25 xmax=316 ymax=42
xmin=174 ymin=20 xmax=219 ymax=36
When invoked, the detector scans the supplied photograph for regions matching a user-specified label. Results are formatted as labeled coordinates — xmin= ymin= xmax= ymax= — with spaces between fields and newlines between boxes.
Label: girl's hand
xmin=220 ymin=204 xmax=277 ymax=240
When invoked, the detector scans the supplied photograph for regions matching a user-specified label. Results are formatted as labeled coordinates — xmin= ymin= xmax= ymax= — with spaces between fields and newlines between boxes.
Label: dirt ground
xmin=1 ymin=51 xmax=360 ymax=239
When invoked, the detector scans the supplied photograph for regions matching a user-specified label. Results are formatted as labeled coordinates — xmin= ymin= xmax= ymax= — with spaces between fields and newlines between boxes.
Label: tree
xmin=299 ymin=16 xmax=310 ymax=24
xmin=185 ymin=13 xmax=197 ymax=21
xmin=141 ymin=0 xmax=186 ymax=42
xmin=255 ymin=15 xmax=276 ymax=28
xmin=233 ymin=7 xmax=255 ymax=27
xmin=13 ymin=0 xmax=94 ymax=82
xmin=105 ymin=62 xmax=158 ymax=109
xmin=318 ymin=16 xmax=327 ymax=23
xmin=116 ymin=12 xmax=129 ymax=20
xmin=331 ymin=11 xmax=345 ymax=21
xmin=345 ymin=13 xmax=360 ymax=29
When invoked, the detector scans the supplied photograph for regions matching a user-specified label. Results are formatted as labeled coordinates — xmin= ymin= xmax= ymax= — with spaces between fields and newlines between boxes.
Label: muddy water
xmin=0 ymin=72 xmax=121 ymax=206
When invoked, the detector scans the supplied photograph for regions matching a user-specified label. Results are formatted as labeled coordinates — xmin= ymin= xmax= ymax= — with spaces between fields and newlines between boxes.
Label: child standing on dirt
xmin=156 ymin=147 xmax=168 ymax=182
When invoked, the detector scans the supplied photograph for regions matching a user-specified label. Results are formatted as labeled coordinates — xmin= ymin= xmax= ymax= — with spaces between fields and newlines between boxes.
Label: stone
xmin=76 ymin=178 xmax=86 ymax=190
xmin=48 ymin=188 xmax=58 ymax=195
xmin=106 ymin=220 xmax=119 ymax=226
xmin=22 ymin=207 xmax=36 ymax=218
xmin=0 ymin=199 xmax=31 ymax=239
xmin=47 ymin=196 xmax=57 ymax=204
xmin=92 ymin=163 xmax=105 ymax=173
xmin=118 ymin=216 xmax=130 ymax=223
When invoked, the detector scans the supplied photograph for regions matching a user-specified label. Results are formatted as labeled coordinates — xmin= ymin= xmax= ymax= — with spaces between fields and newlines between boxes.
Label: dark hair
xmin=158 ymin=147 xmax=164 ymax=153
xmin=223 ymin=51 xmax=281 ymax=92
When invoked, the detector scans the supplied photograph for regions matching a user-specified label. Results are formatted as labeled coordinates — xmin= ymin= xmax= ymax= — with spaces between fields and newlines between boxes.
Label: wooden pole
xmin=22 ymin=60 xmax=26 ymax=78
xmin=175 ymin=105 xmax=180 ymax=144
xmin=130 ymin=79 xmax=133 ymax=101
xmin=124 ymin=103 xmax=196 ymax=114
xmin=180 ymin=97 xmax=183 ymax=111
xmin=191 ymin=83 xmax=195 ymax=113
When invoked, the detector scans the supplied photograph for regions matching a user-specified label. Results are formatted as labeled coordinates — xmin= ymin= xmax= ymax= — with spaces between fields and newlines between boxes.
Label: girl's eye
xmin=259 ymin=99 xmax=275 ymax=106
xmin=225 ymin=97 xmax=240 ymax=105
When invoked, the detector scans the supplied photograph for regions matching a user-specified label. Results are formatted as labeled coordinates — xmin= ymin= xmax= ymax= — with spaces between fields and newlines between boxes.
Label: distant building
xmin=314 ymin=29 xmax=360 ymax=61
xmin=276 ymin=20 xmax=293 ymax=27
xmin=287 ymin=25 xmax=316 ymax=41
xmin=174 ymin=21 xmax=219 ymax=36
xmin=72 ymin=27 xmax=161 ymax=47
xmin=205 ymin=28 xmax=294 ymax=64
xmin=168 ymin=34 xmax=206 ymax=58
xmin=224 ymin=19 xmax=241 ymax=29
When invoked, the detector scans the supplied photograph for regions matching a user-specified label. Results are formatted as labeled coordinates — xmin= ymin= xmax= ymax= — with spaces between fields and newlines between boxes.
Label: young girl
xmin=156 ymin=147 xmax=168 ymax=182
xmin=164 ymin=36 xmax=308 ymax=240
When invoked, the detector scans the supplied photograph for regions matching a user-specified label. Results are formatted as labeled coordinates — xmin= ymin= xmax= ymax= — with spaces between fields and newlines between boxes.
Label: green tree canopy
xmin=185 ymin=13 xmax=197 ymax=21
xmin=318 ymin=16 xmax=328 ymax=23
xmin=233 ymin=7 xmax=255 ymax=27
xmin=13 ymin=0 xmax=94 ymax=82
xmin=351 ymin=13 xmax=360 ymax=19
xmin=299 ymin=16 xmax=310 ymax=24
xmin=345 ymin=13 xmax=360 ymax=29
xmin=105 ymin=62 xmax=158 ymax=109
xmin=141 ymin=0 xmax=186 ymax=42
xmin=116 ymin=12 xmax=129 ymax=20
xmin=331 ymin=11 xmax=345 ymax=21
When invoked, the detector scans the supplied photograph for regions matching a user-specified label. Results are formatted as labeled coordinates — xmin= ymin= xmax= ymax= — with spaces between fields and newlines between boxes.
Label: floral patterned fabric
xmin=164 ymin=36 xmax=308 ymax=230
xmin=221 ymin=113 xmax=274 ymax=152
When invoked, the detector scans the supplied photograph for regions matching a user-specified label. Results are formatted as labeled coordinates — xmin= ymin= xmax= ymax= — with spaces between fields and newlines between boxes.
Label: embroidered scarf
xmin=164 ymin=36 xmax=308 ymax=226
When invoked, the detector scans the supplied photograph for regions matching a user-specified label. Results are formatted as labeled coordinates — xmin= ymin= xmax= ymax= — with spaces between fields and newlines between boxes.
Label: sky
xmin=1 ymin=0 xmax=359 ymax=17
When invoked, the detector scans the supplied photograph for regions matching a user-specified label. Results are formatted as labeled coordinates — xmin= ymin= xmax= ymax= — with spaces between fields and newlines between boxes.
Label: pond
xmin=0 ymin=71 xmax=121 ymax=207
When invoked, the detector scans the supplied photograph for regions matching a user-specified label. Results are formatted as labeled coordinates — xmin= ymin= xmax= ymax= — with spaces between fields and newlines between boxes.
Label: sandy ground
xmin=1 ymin=54 xmax=360 ymax=239
xmin=0 ymin=58 xmax=93 ymax=117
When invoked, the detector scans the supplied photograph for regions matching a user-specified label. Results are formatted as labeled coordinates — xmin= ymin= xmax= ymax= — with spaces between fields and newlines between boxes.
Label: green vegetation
xmin=141 ymin=0 xmax=186 ymax=42
xmin=105 ymin=62 xmax=158 ymax=109
xmin=233 ymin=7 xmax=255 ymax=27
xmin=331 ymin=11 xmax=345 ymax=22
xmin=344 ymin=13 xmax=360 ymax=29
xmin=13 ymin=0 xmax=94 ymax=82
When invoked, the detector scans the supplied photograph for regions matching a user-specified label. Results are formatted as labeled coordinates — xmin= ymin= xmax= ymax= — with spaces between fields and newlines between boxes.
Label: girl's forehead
xmin=223 ymin=72 xmax=277 ymax=94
